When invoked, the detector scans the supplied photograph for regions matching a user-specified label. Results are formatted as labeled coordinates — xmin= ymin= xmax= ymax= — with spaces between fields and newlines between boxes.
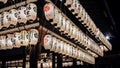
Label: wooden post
xmin=57 ymin=54 xmax=62 ymax=68
xmin=52 ymin=53 xmax=55 ymax=68
xmin=73 ymin=59 xmax=77 ymax=67
xmin=23 ymin=46 xmax=26 ymax=68
xmin=1 ymin=61 xmax=6 ymax=68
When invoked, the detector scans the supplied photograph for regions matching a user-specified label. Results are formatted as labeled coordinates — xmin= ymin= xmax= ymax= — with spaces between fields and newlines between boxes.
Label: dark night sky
xmin=106 ymin=0 xmax=120 ymax=53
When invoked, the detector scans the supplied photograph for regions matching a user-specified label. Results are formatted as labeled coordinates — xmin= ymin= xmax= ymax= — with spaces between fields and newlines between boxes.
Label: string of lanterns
xmin=43 ymin=2 xmax=103 ymax=56
xmin=0 ymin=3 xmax=37 ymax=30
xmin=0 ymin=29 xmax=39 ymax=50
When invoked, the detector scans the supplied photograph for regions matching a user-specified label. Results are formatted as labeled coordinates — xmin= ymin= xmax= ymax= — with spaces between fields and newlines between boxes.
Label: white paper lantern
xmin=55 ymin=13 xmax=62 ymax=29
xmin=60 ymin=17 xmax=66 ymax=32
xmin=68 ymin=24 xmax=72 ymax=36
xmin=75 ymin=48 xmax=78 ymax=58
xmin=80 ymin=9 xmax=86 ymax=22
xmin=1 ymin=12 xmax=10 ymax=28
xmin=82 ymin=12 xmax=87 ymax=25
xmin=64 ymin=20 xmax=70 ymax=34
xmin=74 ymin=2 xmax=80 ymax=14
xmin=20 ymin=30 xmax=29 ymax=46
xmin=44 ymin=3 xmax=54 ymax=20
xmin=69 ymin=45 xmax=73 ymax=57
xmin=44 ymin=34 xmax=53 ymax=50
xmin=29 ymin=29 xmax=39 ymax=45
xmin=95 ymin=28 xmax=100 ymax=37
xmin=64 ymin=42 xmax=68 ymax=55
xmin=26 ymin=3 xmax=37 ymax=22
xmin=59 ymin=41 xmax=64 ymax=54
xmin=51 ymin=8 xmax=59 ymax=25
xmin=62 ymin=42 xmax=66 ymax=55
xmin=13 ymin=32 xmax=21 ymax=48
xmin=6 ymin=34 xmax=14 ymax=49
xmin=64 ymin=62 xmax=68 ymax=67
xmin=8 ymin=9 xmax=18 ymax=26
xmin=88 ymin=20 xmax=93 ymax=31
xmin=51 ymin=37 xmax=57 ymax=51
xmin=74 ymin=28 xmax=79 ymax=41
xmin=56 ymin=39 xmax=61 ymax=53
xmin=77 ymin=5 xmax=83 ymax=19
xmin=68 ymin=62 xmax=73 ymax=66
xmin=0 ymin=36 xmax=6 ymax=50
xmin=66 ymin=43 xmax=70 ymax=56
xmin=43 ymin=62 xmax=47 ymax=68
xmin=71 ymin=25 xmax=76 ymax=39
xmin=72 ymin=0 xmax=79 ymax=14
xmin=84 ymin=14 xmax=90 ymax=27
xmin=18 ymin=6 xmax=27 ymax=24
